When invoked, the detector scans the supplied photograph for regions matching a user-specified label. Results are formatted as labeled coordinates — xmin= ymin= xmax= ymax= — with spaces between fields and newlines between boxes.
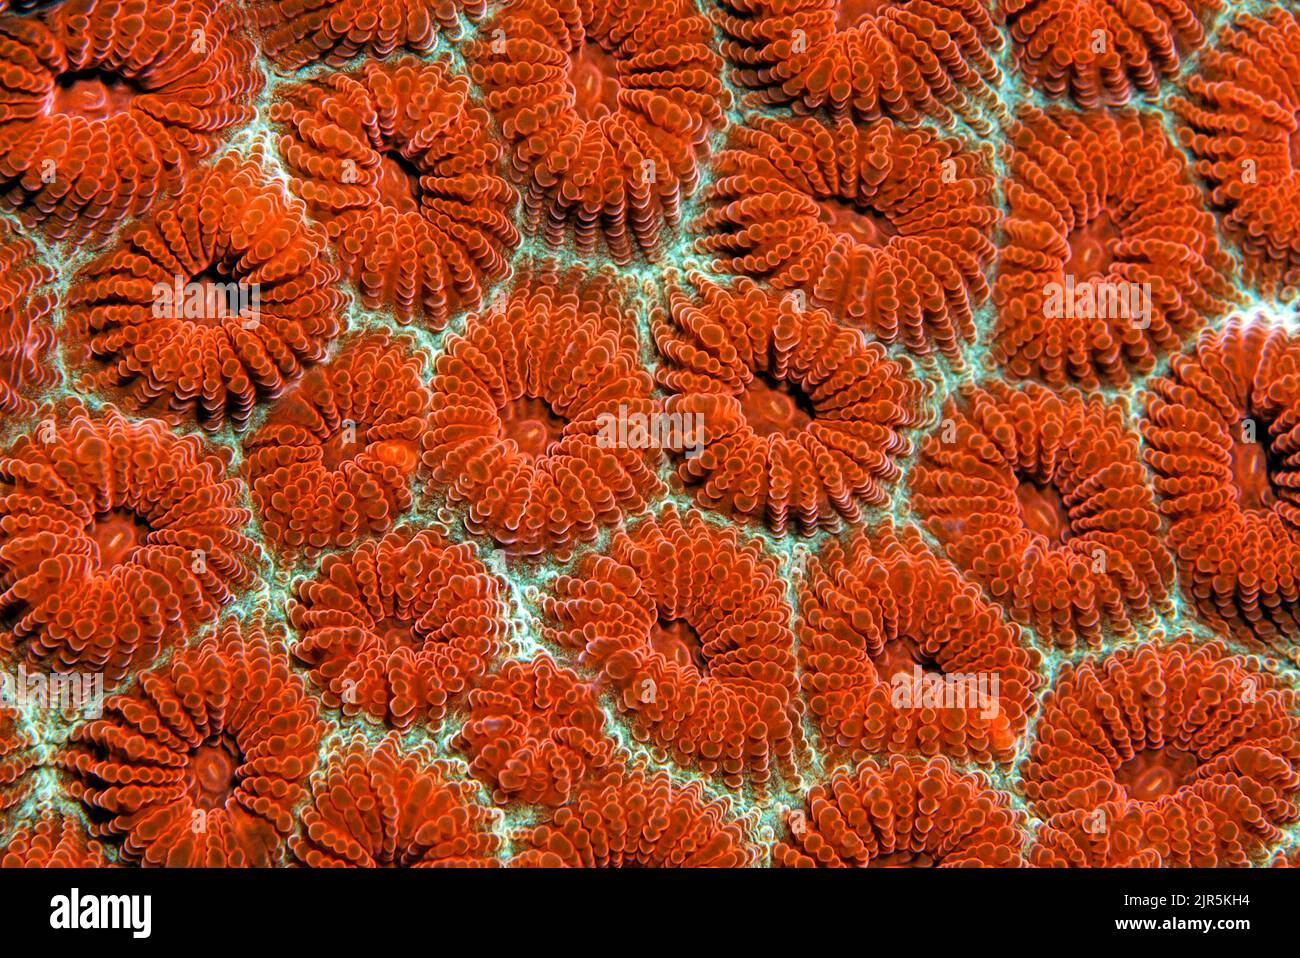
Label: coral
xmin=912 ymin=380 xmax=1174 ymax=650
xmin=245 ymin=332 xmax=429 ymax=558
xmin=712 ymin=0 xmax=1002 ymax=126
xmin=58 ymin=613 xmax=323 ymax=867
xmin=773 ymin=756 xmax=1026 ymax=866
xmin=0 ymin=405 xmax=259 ymax=683
xmin=798 ymin=521 xmax=1041 ymax=765
xmin=291 ymin=734 xmax=500 ymax=867
xmin=1 ymin=811 xmax=114 ymax=866
xmin=1141 ymin=319 xmax=1300 ymax=644
xmin=269 ymin=57 xmax=518 ymax=328
xmin=452 ymin=655 xmax=619 ymax=807
xmin=995 ymin=107 xmax=1234 ymax=389
xmin=65 ymin=153 xmax=347 ymax=432
xmin=512 ymin=766 xmax=758 ymax=867
xmin=0 ymin=219 xmax=56 ymax=420
xmin=423 ymin=266 xmax=661 ymax=557
xmin=1173 ymin=9 xmax=1300 ymax=295
xmin=652 ymin=274 xmax=927 ymax=535
xmin=1021 ymin=638 xmax=1300 ymax=867
xmin=0 ymin=700 xmax=39 ymax=822
xmin=543 ymin=508 xmax=801 ymax=789
xmin=465 ymin=0 xmax=728 ymax=263
xmin=253 ymin=0 xmax=484 ymax=69
xmin=1001 ymin=0 xmax=1218 ymax=107
xmin=288 ymin=526 xmax=506 ymax=730
xmin=693 ymin=114 xmax=997 ymax=360
xmin=0 ymin=0 xmax=261 ymax=247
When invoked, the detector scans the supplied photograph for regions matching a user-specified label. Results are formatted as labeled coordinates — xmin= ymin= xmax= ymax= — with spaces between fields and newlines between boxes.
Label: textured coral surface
xmin=2 ymin=0 xmax=1300 ymax=874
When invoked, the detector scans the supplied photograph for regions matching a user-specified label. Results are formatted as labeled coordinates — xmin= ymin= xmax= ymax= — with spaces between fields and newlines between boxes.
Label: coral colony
xmin=0 ymin=0 xmax=1298 ymax=872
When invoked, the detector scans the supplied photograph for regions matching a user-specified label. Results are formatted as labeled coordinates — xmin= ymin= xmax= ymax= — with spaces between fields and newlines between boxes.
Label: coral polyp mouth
xmin=649 ymin=617 xmax=707 ymax=673
xmin=49 ymin=70 xmax=138 ymax=121
xmin=1114 ymin=747 xmax=1200 ymax=803
xmin=500 ymin=397 xmax=568 ymax=461
xmin=1015 ymin=478 xmax=1073 ymax=544
xmin=816 ymin=196 xmax=898 ymax=250
xmin=570 ymin=40 xmax=623 ymax=120
xmin=187 ymin=736 xmax=243 ymax=811
xmin=1066 ymin=211 xmax=1119 ymax=282
xmin=739 ymin=374 xmax=815 ymax=439
xmin=89 ymin=509 xmax=149 ymax=569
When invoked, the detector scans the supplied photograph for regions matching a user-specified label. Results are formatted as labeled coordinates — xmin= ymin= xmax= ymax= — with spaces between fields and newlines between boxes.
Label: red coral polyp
xmin=288 ymin=526 xmax=506 ymax=730
xmin=694 ymin=114 xmax=998 ymax=360
xmin=423 ymin=267 xmax=662 ymax=557
xmin=292 ymin=734 xmax=501 ymax=867
xmin=712 ymin=0 xmax=1002 ymax=126
xmin=245 ymin=332 xmax=429 ymax=558
xmin=912 ymin=380 xmax=1174 ymax=650
xmin=1 ymin=811 xmax=114 ymax=867
xmin=465 ymin=0 xmax=729 ymax=263
xmin=511 ymin=766 xmax=758 ymax=867
xmin=0 ymin=0 xmax=261 ymax=247
xmin=65 ymin=153 xmax=348 ymax=432
xmin=58 ymin=614 xmax=324 ymax=867
xmin=653 ymin=274 xmax=927 ymax=536
xmin=269 ymin=58 xmax=518 ymax=328
xmin=0 ymin=219 xmax=57 ymax=420
xmin=1173 ymin=9 xmax=1300 ymax=295
xmin=543 ymin=508 xmax=801 ymax=789
xmin=994 ymin=107 xmax=1234 ymax=389
xmin=1022 ymin=639 xmax=1300 ymax=867
xmin=452 ymin=655 xmax=619 ymax=807
xmin=0 ymin=406 xmax=260 ymax=683
xmin=773 ymin=756 xmax=1026 ymax=867
xmin=253 ymin=0 xmax=484 ymax=69
xmin=1001 ymin=0 xmax=1219 ymax=107
xmin=1141 ymin=319 xmax=1300 ymax=643
xmin=798 ymin=521 xmax=1041 ymax=766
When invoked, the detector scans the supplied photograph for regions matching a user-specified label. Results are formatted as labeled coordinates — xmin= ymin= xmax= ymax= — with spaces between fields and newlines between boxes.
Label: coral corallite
xmin=288 ymin=526 xmax=506 ymax=730
xmin=253 ymin=0 xmax=485 ymax=69
xmin=773 ymin=756 xmax=1026 ymax=867
xmin=269 ymin=57 xmax=519 ymax=328
xmin=1141 ymin=319 xmax=1300 ymax=644
xmin=0 ymin=0 xmax=262 ymax=247
xmin=1000 ymin=0 xmax=1219 ymax=108
xmin=58 ymin=613 xmax=324 ymax=867
xmin=511 ymin=766 xmax=758 ymax=867
xmin=1 ymin=811 xmax=113 ymax=867
xmin=0 ymin=405 xmax=259 ymax=683
xmin=0 ymin=218 xmax=57 ymax=420
xmin=653 ymin=273 xmax=927 ymax=536
xmin=798 ymin=521 xmax=1041 ymax=766
xmin=912 ymin=380 xmax=1174 ymax=650
xmin=422 ymin=267 xmax=662 ymax=557
xmin=1022 ymin=639 xmax=1300 ymax=867
xmin=465 ymin=0 xmax=729 ymax=263
xmin=65 ymin=152 xmax=349 ymax=432
xmin=452 ymin=655 xmax=619 ymax=807
xmin=291 ymin=734 xmax=501 ymax=867
xmin=543 ymin=508 xmax=802 ymax=790
xmin=1172 ymin=9 xmax=1300 ymax=295
xmin=694 ymin=114 xmax=998 ymax=360
xmin=711 ymin=0 xmax=1003 ymax=127
xmin=245 ymin=332 xmax=430 ymax=558
xmin=994 ymin=107 xmax=1234 ymax=389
